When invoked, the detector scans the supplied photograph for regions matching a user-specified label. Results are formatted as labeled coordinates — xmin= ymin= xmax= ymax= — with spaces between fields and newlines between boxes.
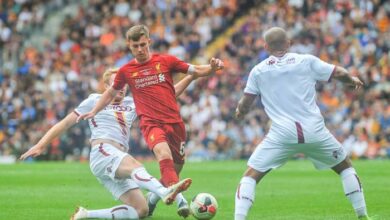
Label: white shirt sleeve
xmin=74 ymin=94 xmax=96 ymax=115
xmin=244 ymin=67 xmax=260 ymax=95
xmin=307 ymin=55 xmax=335 ymax=82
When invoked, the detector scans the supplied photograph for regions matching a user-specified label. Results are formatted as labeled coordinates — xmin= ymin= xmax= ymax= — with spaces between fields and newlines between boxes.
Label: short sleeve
xmin=112 ymin=67 xmax=126 ymax=90
xmin=306 ymin=55 xmax=335 ymax=82
xmin=74 ymin=95 xmax=96 ymax=115
xmin=165 ymin=55 xmax=190 ymax=73
xmin=244 ymin=68 xmax=260 ymax=95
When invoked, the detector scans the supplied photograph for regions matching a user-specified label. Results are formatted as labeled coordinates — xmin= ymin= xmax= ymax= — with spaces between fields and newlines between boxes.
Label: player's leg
xmin=169 ymin=123 xmax=190 ymax=217
xmin=147 ymin=162 xmax=189 ymax=217
xmin=116 ymin=154 xmax=191 ymax=205
xmin=332 ymin=158 xmax=369 ymax=218
xmin=235 ymin=167 xmax=270 ymax=220
xmin=173 ymin=163 xmax=190 ymax=217
xmin=305 ymin=135 xmax=369 ymax=218
xmin=148 ymin=123 xmax=190 ymax=217
xmin=71 ymin=176 xmax=144 ymax=220
xmin=140 ymin=122 xmax=180 ymax=187
xmin=71 ymin=188 xmax=146 ymax=220
xmin=153 ymin=142 xmax=180 ymax=186
xmin=235 ymin=140 xmax=292 ymax=220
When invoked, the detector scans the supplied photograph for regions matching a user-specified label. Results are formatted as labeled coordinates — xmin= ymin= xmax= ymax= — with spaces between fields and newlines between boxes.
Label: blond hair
xmin=102 ymin=68 xmax=119 ymax=85
xmin=126 ymin=25 xmax=150 ymax=41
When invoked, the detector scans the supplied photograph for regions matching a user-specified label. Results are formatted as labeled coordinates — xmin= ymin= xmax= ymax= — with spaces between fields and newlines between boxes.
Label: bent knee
xmin=153 ymin=143 xmax=173 ymax=160
xmin=136 ymin=206 xmax=149 ymax=219
xmin=244 ymin=167 xmax=269 ymax=183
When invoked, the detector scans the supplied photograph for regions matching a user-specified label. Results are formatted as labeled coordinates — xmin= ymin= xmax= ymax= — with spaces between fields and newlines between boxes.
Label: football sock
xmin=159 ymin=159 xmax=179 ymax=186
xmin=235 ymin=176 xmax=256 ymax=220
xmin=87 ymin=205 xmax=139 ymax=219
xmin=176 ymin=193 xmax=187 ymax=206
xmin=149 ymin=192 xmax=161 ymax=205
xmin=340 ymin=167 xmax=368 ymax=217
xmin=130 ymin=167 xmax=167 ymax=198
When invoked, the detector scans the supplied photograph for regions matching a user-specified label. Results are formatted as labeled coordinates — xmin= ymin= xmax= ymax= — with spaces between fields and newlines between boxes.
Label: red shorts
xmin=139 ymin=120 xmax=186 ymax=164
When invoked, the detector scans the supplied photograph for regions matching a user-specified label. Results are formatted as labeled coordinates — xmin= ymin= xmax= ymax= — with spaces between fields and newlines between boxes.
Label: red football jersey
xmin=113 ymin=54 xmax=190 ymax=123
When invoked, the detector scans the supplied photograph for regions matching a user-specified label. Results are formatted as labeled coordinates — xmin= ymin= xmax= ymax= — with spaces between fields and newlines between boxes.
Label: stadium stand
xmin=0 ymin=0 xmax=389 ymax=162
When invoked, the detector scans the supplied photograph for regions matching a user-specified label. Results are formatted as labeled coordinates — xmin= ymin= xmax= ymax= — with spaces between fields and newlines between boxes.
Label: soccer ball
xmin=190 ymin=193 xmax=218 ymax=220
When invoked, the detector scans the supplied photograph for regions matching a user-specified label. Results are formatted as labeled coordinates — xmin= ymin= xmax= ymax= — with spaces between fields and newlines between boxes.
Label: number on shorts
xmin=180 ymin=142 xmax=185 ymax=156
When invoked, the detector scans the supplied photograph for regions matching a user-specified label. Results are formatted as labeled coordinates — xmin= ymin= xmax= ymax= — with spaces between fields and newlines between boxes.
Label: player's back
xmin=247 ymin=53 xmax=335 ymax=143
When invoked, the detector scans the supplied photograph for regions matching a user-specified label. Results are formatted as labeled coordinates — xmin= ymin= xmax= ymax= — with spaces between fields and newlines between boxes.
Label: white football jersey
xmin=244 ymin=53 xmax=335 ymax=143
xmin=74 ymin=94 xmax=137 ymax=149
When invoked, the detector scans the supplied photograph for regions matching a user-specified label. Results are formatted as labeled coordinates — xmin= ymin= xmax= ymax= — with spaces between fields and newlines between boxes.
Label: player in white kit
xmin=234 ymin=27 xmax=370 ymax=220
xmin=20 ymin=68 xmax=197 ymax=219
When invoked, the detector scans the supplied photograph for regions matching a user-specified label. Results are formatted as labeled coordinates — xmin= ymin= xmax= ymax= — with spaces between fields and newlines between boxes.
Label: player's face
xmin=127 ymin=35 xmax=151 ymax=63
xmin=107 ymin=73 xmax=127 ymax=102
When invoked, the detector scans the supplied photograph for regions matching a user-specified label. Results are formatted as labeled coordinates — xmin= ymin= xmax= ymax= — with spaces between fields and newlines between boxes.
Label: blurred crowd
xmin=0 ymin=0 xmax=389 ymax=162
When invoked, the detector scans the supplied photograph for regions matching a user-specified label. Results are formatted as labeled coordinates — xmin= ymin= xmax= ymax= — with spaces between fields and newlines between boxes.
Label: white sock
xmin=176 ymin=193 xmax=188 ymax=206
xmin=87 ymin=205 xmax=139 ymax=219
xmin=340 ymin=167 xmax=368 ymax=217
xmin=235 ymin=176 xmax=256 ymax=220
xmin=131 ymin=167 xmax=167 ymax=198
xmin=149 ymin=192 xmax=161 ymax=205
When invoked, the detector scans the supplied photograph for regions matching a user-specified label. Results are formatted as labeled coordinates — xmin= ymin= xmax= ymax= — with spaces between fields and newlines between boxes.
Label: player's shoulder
xmin=293 ymin=53 xmax=316 ymax=62
xmin=119 ymin=59 xmax=137 ymax=70
xmin=123 ymin=96 xmax=135 ymax=104
xmin=253 ymin=58 xmax=271 ymax=73
xmin=123 ymin=96 xmax=136 ymax=110
xmin=87 ymin=93 xmax=101 ymax=100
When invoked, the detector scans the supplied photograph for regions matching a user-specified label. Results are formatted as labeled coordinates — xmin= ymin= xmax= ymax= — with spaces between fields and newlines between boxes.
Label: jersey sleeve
xmin=112 ymin=67 xmax=126 ymax=90
xmin=74 ymin=95 xmax=96 ymax=115
xmin=165 ymin=54 xmax=190 ymax=73
xmin=306 ymin=55 xmax=335 ymax=82
xmin=243 ymin=67 xmax=260 ymax=95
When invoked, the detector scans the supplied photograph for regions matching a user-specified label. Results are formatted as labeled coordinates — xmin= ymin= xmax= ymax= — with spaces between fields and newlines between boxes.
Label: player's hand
xmin=350 ymin=76 xmax=363 ymax=90
xmin=20 ymin=145 xmax=45 ymax=160
xmin=76 ymin=111 xmax=95 ymax=123
xmin=210 ymin=57 xmax=224 ymax=72
xmin=235 ymin=108 xmax=244 ymax=120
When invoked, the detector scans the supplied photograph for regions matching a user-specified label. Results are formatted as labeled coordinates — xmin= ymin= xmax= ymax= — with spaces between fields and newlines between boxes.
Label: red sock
xmin=159 ymin=159 xmax=179 ymax=186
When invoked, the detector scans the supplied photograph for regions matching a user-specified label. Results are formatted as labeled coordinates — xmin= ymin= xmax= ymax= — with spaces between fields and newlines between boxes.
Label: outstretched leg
xmin=116 ymin=155 xmax=191 ymax=205
xmin=71 ymin=189 xmax=146 ymax=220
xmin=332 ymin=158 xmax=368 ymax=218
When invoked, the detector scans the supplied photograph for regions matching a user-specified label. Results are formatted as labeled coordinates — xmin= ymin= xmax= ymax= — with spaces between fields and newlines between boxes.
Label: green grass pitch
xmin=0 ymin=160 xmax=389 ymax=220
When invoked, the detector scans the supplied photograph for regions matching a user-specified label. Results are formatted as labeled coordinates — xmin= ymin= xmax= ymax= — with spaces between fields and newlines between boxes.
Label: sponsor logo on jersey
xmin=267 ymin=59 xmax=275 ymax=65
xmin=287 ymin=57 xmax=296 ymax=64
xmin=105 ymin=105 xmax=133 ymax=112
xmin=159 ymin=73 xmax=165 ymax=82
xmin=140 ymin=68 xmax=152 ymax=75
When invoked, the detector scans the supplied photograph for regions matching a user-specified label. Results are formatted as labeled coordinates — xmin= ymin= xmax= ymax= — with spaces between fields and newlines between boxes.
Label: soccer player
xmin=234 ymin=27 xmax=370 ymax=220
xmin=20 ymin=68 xmax=198 ymax=219
xmin=77 ymin=24 xmax=224 ymax=217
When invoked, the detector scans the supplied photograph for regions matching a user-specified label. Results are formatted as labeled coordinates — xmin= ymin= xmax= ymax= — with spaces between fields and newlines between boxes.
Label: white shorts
xmin=248 ymin=134 xmax=346 ymax=172
xmin=89 ymin=143 xmax=138 ymax=200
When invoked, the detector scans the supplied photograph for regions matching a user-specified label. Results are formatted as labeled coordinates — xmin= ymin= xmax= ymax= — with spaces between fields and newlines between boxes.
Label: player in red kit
xmin=77 ymin=25 xmax=224 ymax=217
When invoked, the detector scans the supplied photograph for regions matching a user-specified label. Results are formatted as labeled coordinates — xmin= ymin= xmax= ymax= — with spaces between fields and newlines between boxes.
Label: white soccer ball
xmin=190 ymin=193 xmax=218 ymax=220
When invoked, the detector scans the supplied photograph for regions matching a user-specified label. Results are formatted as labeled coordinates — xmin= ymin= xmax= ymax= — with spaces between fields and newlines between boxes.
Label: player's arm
xmin=76 ymin=87 xmax=118 ymax=122
xmin=191 ymin=57 xmax=224 ymax=77
xmin=174 ymin=74 xmax=198 ymax=98
xmin=20 ymin=112 xmax=78 ymax=160
xmin=332 ymin=66 xmax=363 ymax=89
xmin=235 ymin=93 xmax=257 ymax=120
